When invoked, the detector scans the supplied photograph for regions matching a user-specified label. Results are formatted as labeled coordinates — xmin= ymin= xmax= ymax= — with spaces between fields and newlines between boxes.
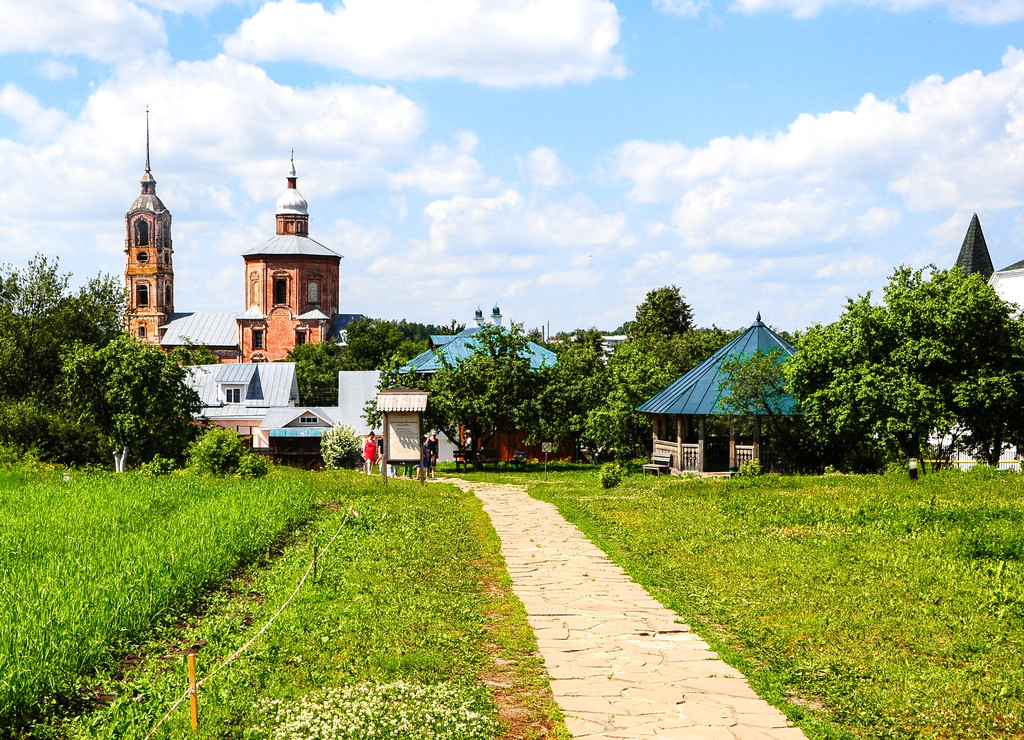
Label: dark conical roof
xmin=955 ymin=213 xmax=994 ymax=279
xmin=636 ymin=315 xmax=798 ymax=417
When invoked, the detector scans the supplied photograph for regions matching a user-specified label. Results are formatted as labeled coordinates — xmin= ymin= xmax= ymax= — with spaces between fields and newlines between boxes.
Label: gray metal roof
xmin=161 ymin=312 xmax=240 ymax=347
xmin=186 ymin=362 xmax=300 ymax=420
xmin=260 ymin=407 xmax=339 ymax=430
xmin=337 ymin=370 xmax=382 ymax=434
xmin=128 ymin=192 xmax=167 ymax=214
xmin=955 ymin=213 xmax=994 ymax=279
xmin=327 ymin=313 xmax=364 ymax=343
xmin=297 ymin=308 xmax=330 ymax=320
xmin=241 ymin=234 xmax=341 ymax=258
xmin=237 ymin=306 xmax=265 ymax=320
xmin=637 ymin=315 xmax=798 ymax=417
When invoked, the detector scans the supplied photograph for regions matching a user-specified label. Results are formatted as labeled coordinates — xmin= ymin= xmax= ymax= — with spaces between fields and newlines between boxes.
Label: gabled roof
xmin=637 ymin=314 xmax=798 ymax=417
xmin=236 ymin=306 xmax=265 ymax=320
xmin=377 ymin=387 xmax=429 ymax=412
xmin=297 ymin=308 xmax=330 ymax=321
xmin=955 ymin=213 xmax=994 ymax=279
xmin=186 ymin=362 xmax=299 ymax=420
xmin=242 ymin=234 xmax=340 ymax=258
xmin=260 ymin=407 xmax=339 ymax=430
xmin=161 ymin=312 xmax=240 ymax=347
xmin=405 ymin=326 xmax=557 ymax=373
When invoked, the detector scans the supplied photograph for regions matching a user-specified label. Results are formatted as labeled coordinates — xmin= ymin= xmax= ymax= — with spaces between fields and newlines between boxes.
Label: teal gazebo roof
xmin=637 ymin=314 xmax=798 ymax=417
xmin=404 ymin=326 xmax=557 ymax=374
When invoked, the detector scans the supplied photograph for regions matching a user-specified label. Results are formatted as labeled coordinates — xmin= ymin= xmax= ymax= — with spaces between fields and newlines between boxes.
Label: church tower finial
xmin=145 ymin=105 xmax=151 ymax=175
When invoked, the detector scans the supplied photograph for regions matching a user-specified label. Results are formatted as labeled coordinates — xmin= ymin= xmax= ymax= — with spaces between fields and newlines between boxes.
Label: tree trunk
xmin=113 ymin=445 xmax=128 ymax=473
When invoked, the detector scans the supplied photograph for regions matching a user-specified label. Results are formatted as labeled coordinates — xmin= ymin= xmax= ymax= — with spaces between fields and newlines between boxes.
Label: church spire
xmin=140 ymin=106 xmax=156 ymax=193
xmin=955 ymin=213 xmax=994 ymax=279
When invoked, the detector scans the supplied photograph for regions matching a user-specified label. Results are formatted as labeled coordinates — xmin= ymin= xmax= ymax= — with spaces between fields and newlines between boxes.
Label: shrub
xmin=321 ymin=425 xmax=362 ymax=470
xmin=599 ymin=462 xmax=622 ymax=489
xmin=237 ymin=453 xmax=269 ymax=480
xmin=737 ymin=459 xmax=763 ymax=477
xmin=139 ymin=454 xmax=175 ymax=476
xmin=188 ymin=427 xmax=245 ymax=476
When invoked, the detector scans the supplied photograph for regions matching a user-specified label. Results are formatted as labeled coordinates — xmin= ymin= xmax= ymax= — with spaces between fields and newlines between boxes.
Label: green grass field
xmin=3 ymin=467 xmax=564 ymax=739
xmin=482 ymin=465 xmax=1024 ymax=739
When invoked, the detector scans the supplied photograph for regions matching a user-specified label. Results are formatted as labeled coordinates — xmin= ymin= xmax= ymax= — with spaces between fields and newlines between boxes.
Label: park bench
xmin=508 ymin=450 xmax=528 ymax=469
xmin=642 ymin=451 xmax=673 ymax=476
xmin=454 ymin=448 xmax=501 ymax=472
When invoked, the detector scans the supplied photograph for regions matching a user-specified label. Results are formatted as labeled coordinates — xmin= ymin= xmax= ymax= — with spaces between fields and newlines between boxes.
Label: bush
xmin=237 ymin=453 xmax=269 ymax=480
xmin=737 ymin=459 xmax=763 ymax=477
xmin=321 ymin=425 xmax=362 ymax=470
xmin=188 ymin=427 xmax=245 ymax=476
xmin=599 ymin=462 xmax=622 ymax=489
xmin=139 ymin=454 xmax=175 ymax=476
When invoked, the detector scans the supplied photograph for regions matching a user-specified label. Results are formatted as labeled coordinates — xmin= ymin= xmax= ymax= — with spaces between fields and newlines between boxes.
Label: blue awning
xmin=269 ymin=428 xmax=324 ymax=437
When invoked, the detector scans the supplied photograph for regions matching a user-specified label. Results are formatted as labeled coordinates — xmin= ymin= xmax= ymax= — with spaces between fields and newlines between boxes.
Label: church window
xmin=253 ymin=329 xmax=264 ymax=350
xmin=307 ymin=280 xmax=319 ymax=304
xmin=137 ymin=250 xmax=148 ymax=264
xmin=295 ymin=329 xmax=307 ymax=345
xmin=135 ymin=220 xmax=149 ymax=246
xmin=165 ymin=285 xmax=172 ymax=306
xmin=137 ymin=284 xmax=149 ymax=308
xmin=138 ymin=324 xmax=146 ymax=339
xmin=274 ymin=278 xmax=287 ymax=305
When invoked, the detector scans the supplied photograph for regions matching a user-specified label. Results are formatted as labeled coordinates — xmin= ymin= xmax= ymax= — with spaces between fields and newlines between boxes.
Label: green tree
xmin=534 ymin=329 xmax=610 ymax=459
xmin=628 ymin=285 xmax=694 ymax=342
xmin=786 ymin=266 xmax=1024 ymax=468
xmin=63 ymin=335 xmax=202 ymax=471
xmin=340 ymin=318 xmax=427 ymax=371
xmin=286 ymin=341 xmax=347 ymax=406
xmin=320 ymin=425 xmax=362 ymax=469
xmin=168 ymin=344 xmax=220 ymax=366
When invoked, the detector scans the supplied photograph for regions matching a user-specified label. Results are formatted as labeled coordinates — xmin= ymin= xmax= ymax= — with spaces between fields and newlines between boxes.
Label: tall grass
xmin=525 ymin=467 xmax=1024 ymax=739
xmin=0 ymin=467 xmax=324 ymax=729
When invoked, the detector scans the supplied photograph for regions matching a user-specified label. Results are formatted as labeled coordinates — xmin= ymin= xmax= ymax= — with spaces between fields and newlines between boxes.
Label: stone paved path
xmin=440 ymin=478 xmax=807 ymax=740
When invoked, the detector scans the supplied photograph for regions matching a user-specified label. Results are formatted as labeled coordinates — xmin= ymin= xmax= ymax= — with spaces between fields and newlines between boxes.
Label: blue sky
xmin=3 ymin=0 xmax=1024 ymax=334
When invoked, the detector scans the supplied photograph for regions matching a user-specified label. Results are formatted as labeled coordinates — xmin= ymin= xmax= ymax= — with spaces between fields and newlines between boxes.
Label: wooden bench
xmin=454 ymin=449 xmax=501 ymax=471
xmin=508 ymin=450 xmax=528 ymax=469
xmin=642 ymin=451 xmax=673 ymax=476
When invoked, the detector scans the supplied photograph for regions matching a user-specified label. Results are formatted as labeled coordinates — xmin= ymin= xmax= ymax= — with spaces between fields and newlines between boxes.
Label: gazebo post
xmin=697 ymin=415 xmax=706 ymax=472
xmin=729 ymin=418 xmax=736 ymax=470
xmin=753 ymin=416 xmax=761 ymax=466
xmin=676 ymin=416 xmax=683 ymax=474
xmin=652 ymin=415 xmax=660 ymax=442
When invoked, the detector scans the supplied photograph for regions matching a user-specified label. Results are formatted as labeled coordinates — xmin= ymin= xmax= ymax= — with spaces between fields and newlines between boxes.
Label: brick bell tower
xmin=125 ymin=109 xmax=174 ymax=344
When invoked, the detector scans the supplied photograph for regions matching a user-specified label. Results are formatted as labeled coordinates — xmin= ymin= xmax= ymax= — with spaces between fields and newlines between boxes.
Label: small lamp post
xmin=908 ymin=457 xmax=919 ymax=480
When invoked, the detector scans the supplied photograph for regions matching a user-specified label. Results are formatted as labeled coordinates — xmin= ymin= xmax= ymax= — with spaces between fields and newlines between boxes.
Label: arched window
xmin=137 ymin=283 xmax=149 ymax=308
xmin=138 ymin=324 xmax=146 ymax=338
xmin=135 ymin=220 xmax=149 ymax=246
xmin=165 ymin=285 xmax=172 ymax=306
xmin=274 ymin=278 xmax=287 ymax=305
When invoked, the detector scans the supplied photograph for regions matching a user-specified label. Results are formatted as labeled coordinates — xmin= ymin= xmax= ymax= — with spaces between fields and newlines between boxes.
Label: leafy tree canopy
xmin=63 ymin=335 xmax=202 ymax=471
xmin=786 ymin=266 xmax=1024 ymax=468
xmin=628 ymin=285 xmax=694 ymax=342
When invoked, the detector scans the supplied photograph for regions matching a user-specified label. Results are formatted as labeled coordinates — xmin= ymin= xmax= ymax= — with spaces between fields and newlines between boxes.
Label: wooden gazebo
xmin=636 ymin=314 xmax=798 ymax=474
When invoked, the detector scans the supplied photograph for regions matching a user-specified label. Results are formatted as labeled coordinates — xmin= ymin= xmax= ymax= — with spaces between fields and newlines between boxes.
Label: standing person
xmin=362 ymin=432 xmax=377 ymax=475
xmin=426 ymin=432 xmax=439 ymax=478
xmin=418 ymin=436 xmax=430 ymax=483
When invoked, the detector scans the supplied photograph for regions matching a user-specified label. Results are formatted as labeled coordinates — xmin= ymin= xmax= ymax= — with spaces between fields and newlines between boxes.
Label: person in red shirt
xmin=362 ymin=432 xmax=377 ymax=475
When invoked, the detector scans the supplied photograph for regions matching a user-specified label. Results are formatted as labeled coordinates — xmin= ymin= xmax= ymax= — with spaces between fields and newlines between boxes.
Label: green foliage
xmin=320 ymin=425 xmax=363 ymax=470
xmin=237 ymin=453 xmax=269 ymax=479
xmin=736 ymin=458 xmax=763 ymax=477
xmin=0 ymin=398 xmax=112 ymax=467
xmin=718 ymin=349 xmax=792 ymax=416
xmin=63 ymin=335 xmax=203 ymax=471
xmin=627 ymin=285 xmax=693 ymax=342
xmin=787 ymin=266 xmax=1024 ymax=470
xmin=340 ymin=317 xmax=428 ymax=372
xmin=138 ymin=454 xmax=175 ymax=476
xmin=188 ymin=427 xmax=245 ymax=475
xmin=599 ymin=462 xmax=622 ymax=488
xmin=166 ymin=344 xmax=220 ymax=366
xmin=0 ymin=468 xmax=324 ymax=731
xmin=286 ymin=341 xmax=347 ymax=406
xmin=530 ymin=470 xmax=1024 ymax=739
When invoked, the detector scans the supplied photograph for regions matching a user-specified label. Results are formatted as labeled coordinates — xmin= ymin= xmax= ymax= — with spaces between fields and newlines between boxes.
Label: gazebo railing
xmin=653 ymin=440 xmax=699 ymax=472
xmin=736 ymin=445 xmax=754 ymax=468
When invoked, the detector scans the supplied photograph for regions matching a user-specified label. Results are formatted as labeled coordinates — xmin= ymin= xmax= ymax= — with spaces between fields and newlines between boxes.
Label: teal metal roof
xmin=405 ymin=326 xmax=557 ymax=374
xmin=269 ymin=428 xmax=324 ymax=437
xmin=637 ymin=314 xmax=798 ymax=417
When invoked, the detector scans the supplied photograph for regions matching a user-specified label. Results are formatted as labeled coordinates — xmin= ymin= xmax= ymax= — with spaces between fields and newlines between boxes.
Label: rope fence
xmin=142 ymin=502 xmax=360 ymax=739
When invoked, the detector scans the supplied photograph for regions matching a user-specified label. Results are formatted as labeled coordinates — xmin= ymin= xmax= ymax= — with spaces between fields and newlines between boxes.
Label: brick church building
xmin=125 ymin=136 xmax=360 ymax=362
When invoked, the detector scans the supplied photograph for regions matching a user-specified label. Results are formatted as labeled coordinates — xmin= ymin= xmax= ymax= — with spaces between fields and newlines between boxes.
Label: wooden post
xmin=697 ymin=415 xmax=706 ymax=473
xmin=729 ymin=418 xmax=736 ymax=470
xmin=188 ymin=652 xmax=198 ymax=732
xmin=753 ymin=416 xmax=761 ymax=466
xmin=676 ymin=416 xmax=683 ymax=474
xmin=312 ymin=545 xmax=318 ymax=581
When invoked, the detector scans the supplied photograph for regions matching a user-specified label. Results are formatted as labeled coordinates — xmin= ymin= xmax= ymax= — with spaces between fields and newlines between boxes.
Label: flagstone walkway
xmin=439 ymin=477 xmax=807 ymax=740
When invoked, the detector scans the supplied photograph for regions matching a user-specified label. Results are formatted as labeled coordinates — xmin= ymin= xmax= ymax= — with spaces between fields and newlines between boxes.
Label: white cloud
xmin=224 ymin=0 xmax=625 ymax=87
xmin=392 ymin=131 xmax=500 ymax=195
xmin=0 ymin=0 xmax=164 ymax=61
xmin=615 ymin=48 xmax=1024 ymax=249
xmin=654 ymin=0 xmax=711 ymax=17
xmin=726 ymin=0 xmax=1024 ymax=23
xmin=37 ymin=60 xmax=78 ymax=81
xmin=518 ymin=146 xmax=572 ymax=190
